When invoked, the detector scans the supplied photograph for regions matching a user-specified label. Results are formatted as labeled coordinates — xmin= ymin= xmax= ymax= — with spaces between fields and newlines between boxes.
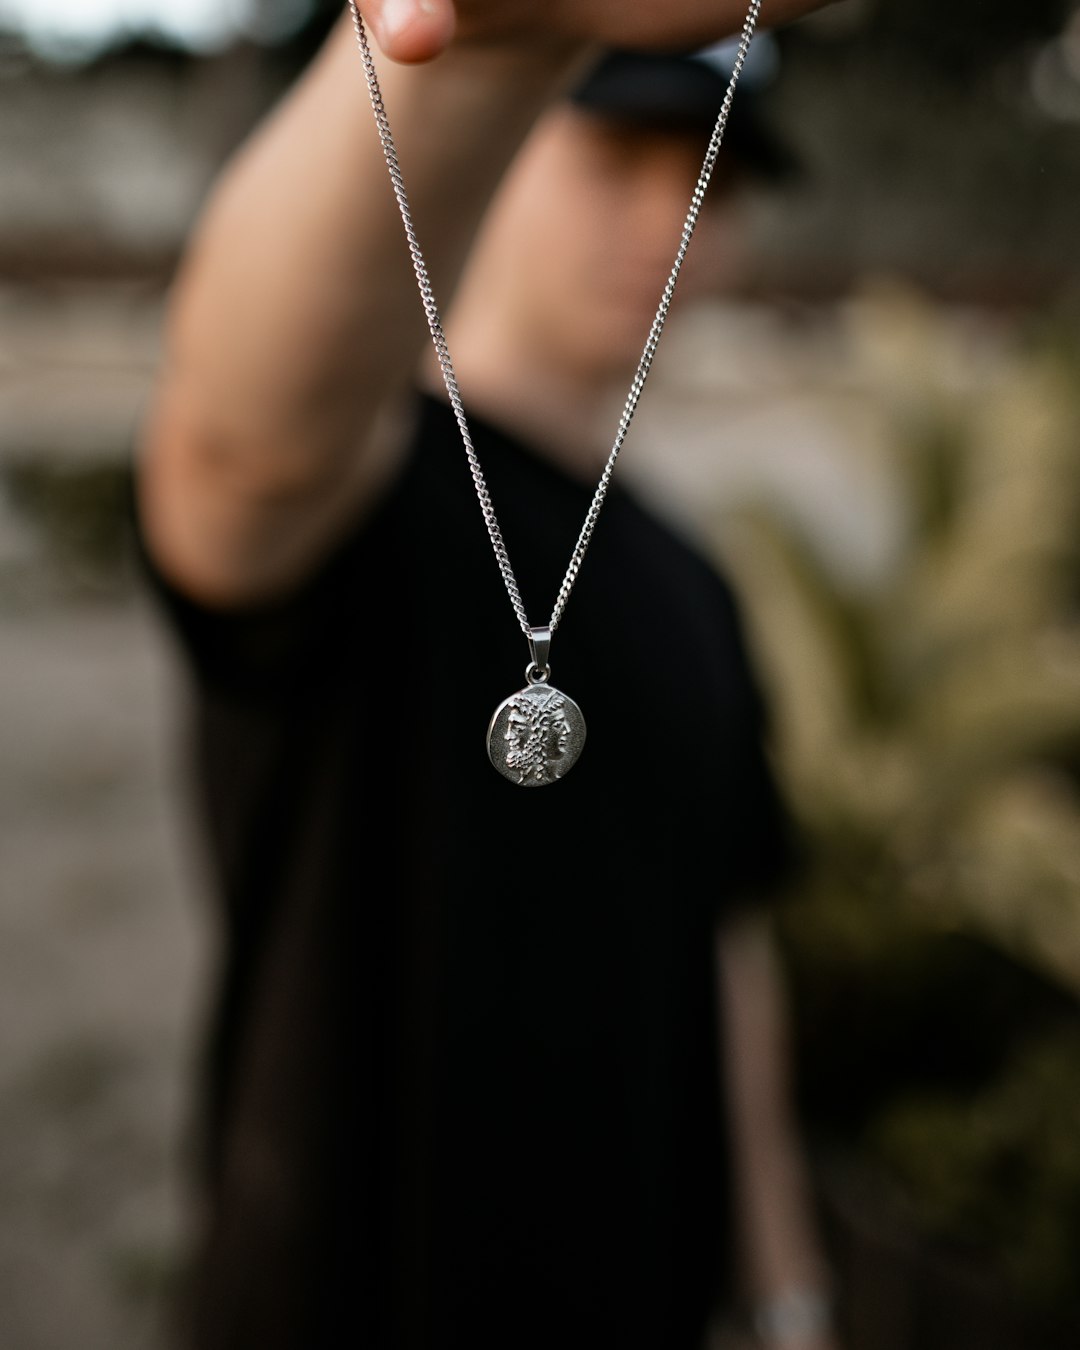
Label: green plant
xmin=713 ymin=282 xmax=1080 ymax=1331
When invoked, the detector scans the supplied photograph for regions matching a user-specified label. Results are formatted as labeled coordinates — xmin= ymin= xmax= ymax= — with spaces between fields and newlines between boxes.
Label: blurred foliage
xmin=872 ymin=1025 xmax=1080 ymax=1311
xmin=717 ymin=282 xmax=1080 ymax=1332
xmin=1 ymin=460 xmax=134 ymax=601
xmin=849 ymin=0 xmax=1072 ymax=72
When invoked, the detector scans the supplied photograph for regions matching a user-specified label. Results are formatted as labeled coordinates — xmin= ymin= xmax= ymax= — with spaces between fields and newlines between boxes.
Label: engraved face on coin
xmin=487 ymin=682 xmax=586 ymax=785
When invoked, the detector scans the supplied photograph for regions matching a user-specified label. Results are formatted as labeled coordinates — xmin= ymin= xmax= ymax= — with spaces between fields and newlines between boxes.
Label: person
xmin=131 ymin=1 xmax=842 ymax=1347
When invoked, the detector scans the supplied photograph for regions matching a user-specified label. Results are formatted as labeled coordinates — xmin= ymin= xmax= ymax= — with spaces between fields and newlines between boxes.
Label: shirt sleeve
xmin=707 ymin=574 xmax=807 ymax=913
xmin=124 ymin=470 xmax=366 ymax=708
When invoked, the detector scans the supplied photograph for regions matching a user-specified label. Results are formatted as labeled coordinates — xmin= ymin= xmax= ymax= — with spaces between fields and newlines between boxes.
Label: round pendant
xmin=487 ymin=681 xmax=586 ymax=786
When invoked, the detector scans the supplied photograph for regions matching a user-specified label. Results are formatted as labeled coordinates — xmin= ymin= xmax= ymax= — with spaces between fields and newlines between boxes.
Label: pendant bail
xmin=527 ymin=625 xmax=551 ymax=684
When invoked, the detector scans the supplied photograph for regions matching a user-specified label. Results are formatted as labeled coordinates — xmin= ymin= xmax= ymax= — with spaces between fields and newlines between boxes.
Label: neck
xmin=425 ymin=312 xmax=624 ymax=485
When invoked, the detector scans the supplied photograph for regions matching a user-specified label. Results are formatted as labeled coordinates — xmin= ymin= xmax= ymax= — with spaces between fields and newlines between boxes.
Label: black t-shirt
xmin=136 ymin=392 xmax=800 ymax=1350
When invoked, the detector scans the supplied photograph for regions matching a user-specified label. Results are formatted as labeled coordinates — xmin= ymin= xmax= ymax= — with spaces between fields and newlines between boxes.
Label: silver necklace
xmin=347 ymin=0 xmax=762 ymax=785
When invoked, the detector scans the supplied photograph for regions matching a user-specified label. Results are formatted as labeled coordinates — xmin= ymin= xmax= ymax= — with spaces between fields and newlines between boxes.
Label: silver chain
xmin=347 ymin=0 xmax=762 ymax=638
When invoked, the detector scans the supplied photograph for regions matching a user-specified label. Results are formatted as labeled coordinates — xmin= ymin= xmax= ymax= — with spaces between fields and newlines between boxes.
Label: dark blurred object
xmin=570 ymin=37 xmax=802 ymax=183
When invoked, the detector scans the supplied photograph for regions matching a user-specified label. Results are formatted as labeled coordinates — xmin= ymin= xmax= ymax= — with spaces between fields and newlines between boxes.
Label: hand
xmin=353 ymin=0 xmax=842 ymax=65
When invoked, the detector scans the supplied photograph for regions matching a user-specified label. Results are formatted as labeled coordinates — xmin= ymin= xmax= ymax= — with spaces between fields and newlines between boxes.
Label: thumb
xmin=357 ymin=0 xmax=457 ymax=63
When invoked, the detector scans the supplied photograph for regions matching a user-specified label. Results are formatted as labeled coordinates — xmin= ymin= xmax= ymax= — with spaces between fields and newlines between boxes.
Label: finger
xmin=358 ymin=0 xmax=456 ymax=64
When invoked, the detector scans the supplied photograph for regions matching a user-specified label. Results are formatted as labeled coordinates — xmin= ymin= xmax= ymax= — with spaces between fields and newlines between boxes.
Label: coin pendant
xmin=487 ymin=682 xmax=586 ymax=786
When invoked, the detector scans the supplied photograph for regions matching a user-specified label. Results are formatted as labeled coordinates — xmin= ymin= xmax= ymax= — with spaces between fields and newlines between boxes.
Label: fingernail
xmin=379 ymin=0 xmax=414 ymax=41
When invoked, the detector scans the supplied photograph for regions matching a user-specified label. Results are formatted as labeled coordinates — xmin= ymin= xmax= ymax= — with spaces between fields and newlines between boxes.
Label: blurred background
xmin=2 ymin=1 xmax=1080 ymax=1346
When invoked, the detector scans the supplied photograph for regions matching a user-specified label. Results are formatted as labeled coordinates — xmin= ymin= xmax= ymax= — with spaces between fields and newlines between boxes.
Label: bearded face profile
xmin=503 ymin=687 xmax=572 ymax=784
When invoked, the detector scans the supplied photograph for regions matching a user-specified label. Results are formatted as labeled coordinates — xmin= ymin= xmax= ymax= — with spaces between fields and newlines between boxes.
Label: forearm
xmin=171 ymin=20 xmax=579 ymax=455
xmin=716 ymin=912 xmax=836 ymax=1346
xmin=138 ymin=15 xmax=583 ymax=600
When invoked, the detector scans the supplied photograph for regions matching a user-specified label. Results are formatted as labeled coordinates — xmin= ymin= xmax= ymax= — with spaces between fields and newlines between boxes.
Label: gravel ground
xmin=0 ymin=592 xmax=209 ymax=1350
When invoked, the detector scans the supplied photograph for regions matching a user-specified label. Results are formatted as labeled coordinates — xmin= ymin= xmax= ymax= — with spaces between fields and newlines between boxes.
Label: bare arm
xmin=135 ymin=0 xmax=840 ymax=608
xmin=716 ymin=910 xmax=840 ymax=1349
xmin=135 ymin=17 xmax=584 ymax=605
